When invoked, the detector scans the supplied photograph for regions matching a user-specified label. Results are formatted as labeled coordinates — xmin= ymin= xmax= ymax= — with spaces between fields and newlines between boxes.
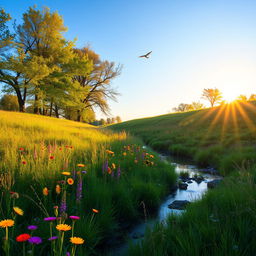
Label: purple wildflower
xmin=27 ymin=225 xmax=38 ymax=230
xmin=117 ymin=165 xmax=121 ymax=179
xmin=60 ymin=193 xmax=67 ymax=214
xmin=82 ymin=170 xmax=87 ymax=174
xmin=44 ymin=217 xmax=57 ymax=221
xmin=76 ymin=178 xmax=83 ymax=202
xmin=48 ymin=236 xmax=58 ymax=241
xmin=69 ymin=215 xmax=80 ymax=220
xmin=66 ymin=252 xmax=71 ymax=256
xmin=28 ymin=236 xmax=42 ymax=244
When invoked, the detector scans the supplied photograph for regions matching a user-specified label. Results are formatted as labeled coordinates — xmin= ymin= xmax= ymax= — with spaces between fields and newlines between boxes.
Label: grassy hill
xmin=110 ymin=102 xmax=256 ymax=256
xmin=0 ymin=110 xmax=176 ymax=255
xmin=111 ymin=101 xmax=256 ymax=174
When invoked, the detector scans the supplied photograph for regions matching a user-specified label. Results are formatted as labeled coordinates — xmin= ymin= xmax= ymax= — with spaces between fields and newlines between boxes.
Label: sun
xmin=222 ymin=90 xmax=239 ymax=103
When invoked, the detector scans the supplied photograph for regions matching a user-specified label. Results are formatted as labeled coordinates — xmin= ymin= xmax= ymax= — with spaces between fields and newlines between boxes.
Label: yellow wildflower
xmin=13 ymin=207 xmax=24 ymax=216
xmin=62 ymin=172 xmax=71 ymax=176
xmin=56 ymin=185 xmax=61 ymax=194
xmin=70 ymin=236 xmax=84 ymax=245
xmin=0 ymin=219 xmax=14 ymax=228
xmin=43 ymin=187 xmax=49 ymax=196
xmin=77 ymin=164 xmax=85 ymax=167
xmin=56 ymin=224 xmax=71 ymax=232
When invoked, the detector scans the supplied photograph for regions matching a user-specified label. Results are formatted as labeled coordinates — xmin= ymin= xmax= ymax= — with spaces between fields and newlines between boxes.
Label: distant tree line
xmin=172 ymin=88 xmax=256 ymax=113
xmin=90 ymin=116 xmax=122 ymax=126
xmin=0 ymin=7 xmax=121 ymax=123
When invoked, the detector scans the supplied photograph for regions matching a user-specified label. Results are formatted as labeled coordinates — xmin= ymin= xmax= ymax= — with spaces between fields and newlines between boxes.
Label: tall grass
xmin=0 ymin=110 xmax=176 ymax=255
xmin=128 ymin=167 xmax=256 ymax=256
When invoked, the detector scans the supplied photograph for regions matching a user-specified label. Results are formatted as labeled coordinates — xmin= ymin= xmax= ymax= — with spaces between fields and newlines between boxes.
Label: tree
xmin=202 ymin=88 xmax=222 ymax=107
xmin=236 ymin=95 xmax=247 ymax=102
xmin=191 ymin=101 xmax=205 ymax=110
xmin=0 ymin=94 xmax=19 ymax=111
xmin=0 ymin=7 xmax=83 ymax=113
xmin=172 ymin=103 xmax=191 ymax=112
xmin=249 ymin=94 xmax=256 ymax=101
xmin=116 ymin=116 xmax=122 ymax=123
xmin=73 ymin=46 xmax=121 ymax=121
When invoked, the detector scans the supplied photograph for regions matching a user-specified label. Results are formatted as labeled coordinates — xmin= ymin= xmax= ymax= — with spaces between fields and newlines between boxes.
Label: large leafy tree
xmin=202 ymin=88 xmax=222 ymax=107
xmin=73 ymin=46 xmax=121 ymax=121
xmin=0 ymin=7 xmax=89 ymax=113
xmin=0 ymin=94 xmax=19 ymax=111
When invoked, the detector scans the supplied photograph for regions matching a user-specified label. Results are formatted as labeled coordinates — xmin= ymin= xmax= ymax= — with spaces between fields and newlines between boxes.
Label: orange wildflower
xmin=67 ymin=178 xmax=74 ymax=185
xmin=43 ymin=187 xmax=49 ymax=196
xmin=92 ymin=209 xmax=99 ymax=214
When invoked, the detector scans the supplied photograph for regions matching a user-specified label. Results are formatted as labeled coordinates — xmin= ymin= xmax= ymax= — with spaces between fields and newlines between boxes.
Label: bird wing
xmin=139 ymin=55 xmax=146 ymax=58
xmin=145 ymin=51 xmax=152 ymax=56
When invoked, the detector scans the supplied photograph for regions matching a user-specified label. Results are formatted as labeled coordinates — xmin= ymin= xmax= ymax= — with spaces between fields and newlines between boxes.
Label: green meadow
xmin=111 ymin=101 xmax=256 ymax=175
xmin=0 ymin=110 xmax=176 ymax=256
xmin=110 ymin=101 xmax=256 ymax=256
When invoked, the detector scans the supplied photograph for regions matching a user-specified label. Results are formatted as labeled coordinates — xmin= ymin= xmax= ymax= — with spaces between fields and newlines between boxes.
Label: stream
xmin=107 ymin=154 xmax=221 ymax=256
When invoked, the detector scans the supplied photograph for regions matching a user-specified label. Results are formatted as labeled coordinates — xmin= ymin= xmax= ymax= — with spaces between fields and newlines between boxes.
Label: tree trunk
xmin=34 ymin=94 xmax=40 ymax=114
xmin=49 ymin=100 xmax=53 ymax=117
xmin=77 ymin=110 xmax=81 ymax=122
xmin=15 ymin=87 xmax=25 ymax=112
xmin=55 ymin=104 xmax=59 ymax=118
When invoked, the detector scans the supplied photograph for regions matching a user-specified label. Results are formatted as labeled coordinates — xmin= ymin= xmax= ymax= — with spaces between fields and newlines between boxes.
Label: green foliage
xmin=0 ymin=94 xmax=19 ymax=111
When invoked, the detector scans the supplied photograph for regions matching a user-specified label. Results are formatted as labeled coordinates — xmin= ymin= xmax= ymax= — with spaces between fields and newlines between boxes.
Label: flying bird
xmin=139 ymin=51 xmax=152 ymax=59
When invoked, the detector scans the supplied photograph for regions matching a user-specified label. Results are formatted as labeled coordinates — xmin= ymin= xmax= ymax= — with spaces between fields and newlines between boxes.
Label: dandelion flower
xmin=0 ymin=219 xmax=14 ymax=228
xmin=77 ymin=164 xmax=85 ymax=167
xmin=13 ymin=206 xmax=24 ymax=216
xmin=56 ymin=224 xmax=71 ymax=231
xmin=92 ymin=209 xmax=99 ymax=214
xmin=56 ymin=184 xmax=61 ymax=194
xmin=16 ymin=233 xmax=31 ymax=242
xmin=43 ymin=187 xmax=49 ymax=196
xmin=70 ymin=236 xmax=84 ymax=245
xmin=62 ymin=172 xmax=71 ymax=176
xmin=67 ymin=178 xmax=74 ymax=185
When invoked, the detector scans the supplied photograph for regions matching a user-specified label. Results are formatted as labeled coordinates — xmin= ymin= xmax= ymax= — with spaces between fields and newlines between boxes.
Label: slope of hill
xmin=111 ymin=101 xmax=256 ymax=174
xmin=0 ymin=110 xmax=176 ymax=255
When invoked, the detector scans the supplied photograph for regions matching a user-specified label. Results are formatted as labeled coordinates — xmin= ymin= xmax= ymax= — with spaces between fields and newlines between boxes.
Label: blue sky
xmin=1 ymin=0 xmax=256 ymax=120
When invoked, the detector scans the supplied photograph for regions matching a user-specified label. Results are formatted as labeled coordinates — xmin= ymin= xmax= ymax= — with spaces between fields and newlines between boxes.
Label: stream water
xmin=107 ymin=154 xmax=221 ymax=256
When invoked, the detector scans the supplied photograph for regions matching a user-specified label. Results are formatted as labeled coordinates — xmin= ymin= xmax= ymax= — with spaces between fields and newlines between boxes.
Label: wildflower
xmin=150 ymin=154 xmax=154 ymax=158
xmin=107 ymin=167 xmax=112 ymax=174
xmin=43 ymin=187 xmax=49 ymax=196
xmin=77 ymin=164 xmax=85 ymax=167
xmin=92 ymin=209 xmax=99 ymax=214
xmin=27 ymin=225 xmax=37 ymax=230
xmin=22 ymin=161 xmax=27 ymax=165
xmin=49 ymin=156 xmax=54 ymax=160
xmin=56 ymin=184 xmax=61 ymax=194
xmin=62 ymin=172 xmax=71 ymax=176
xmin=54 ymin=206 xmax=59 ymax=217
xmin=16 ymin=233 xmax=31 ymax=242
xmin=60 ymin=193 xmax=67 ymax=214
xmin=10 ymin=192 xmax=19 ymax=199
xmin=66 ymin=252 xmax=71 ymax=256
xmin=70 ymin=237 xmax=84 ymax=245
xmin=76 ymin=178 xmax=83 ymax=202
xmin=106 ymin=150 xmax=114 ymax=155
xmin=19 ymin=147 xmax=24 ymax=151
xmin=67 ymin=178 xmax=74 ymax=185
xmin=13 ymin=206 xmax=24 ymax=216
xmin=44 ymin=217 xmax=57 ymax=221
xmin=111 ymin=163 xmax=116 ymax=169
xmin=69 ymin=216 xmax=80 ymax=220
xmin=59 ymin=147 xmax=62 ymax=151
xmin=48 ymin=236 xmax=58 ymax=241
xmin=117 ymin=165 xmax=121 ymax=179
xmin=0 ymin=219 xmax=14 ymax=228
xmin=123 ymin=152 xmax=127 ymax=156
xmin=28 ymin=236 xmax=42 ymax=244
xmin=56 ymin=224 xmax=71 ymax=231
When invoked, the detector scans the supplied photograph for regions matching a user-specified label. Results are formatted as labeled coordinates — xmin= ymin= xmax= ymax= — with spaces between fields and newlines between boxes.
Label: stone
xmin=168 ymin=200 xmax=190 ymax=210
xmin=207 ymin=179 xmax=221 ymax=189
xmin=178 ymin=182 xmax=188 ymax=190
